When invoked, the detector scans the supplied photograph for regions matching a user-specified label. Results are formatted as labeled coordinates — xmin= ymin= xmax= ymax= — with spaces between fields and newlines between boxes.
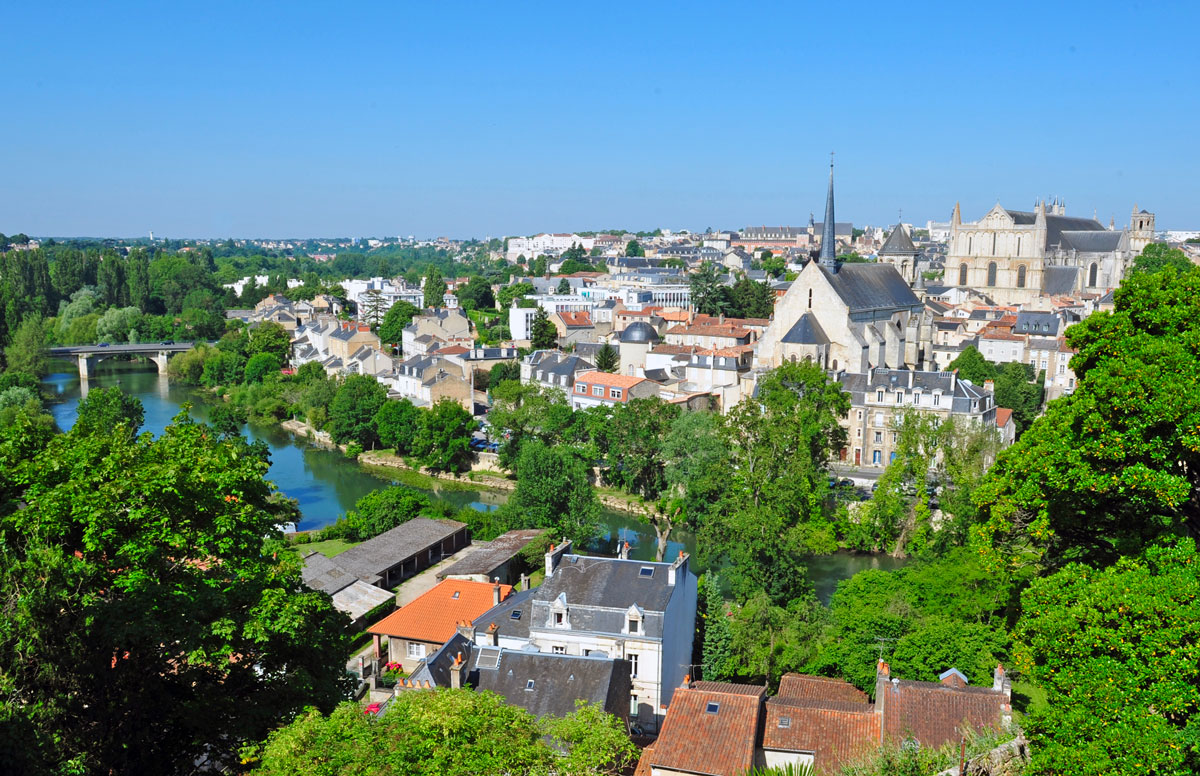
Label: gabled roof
xmin=781 ymin=313 xmax=830 ymax=345
xmin=879 ymin=678 xmax=1010 ymax=748
xmin=1059 ymin=230 xmax=1123 ymax=253
xmin=647 ymin=685 xmax=763 ymax=776
xmin=762 ymin=698 xmax=879 ymax=774
xmin=368 ymin=579 xmax=512 ymax=643
xmin=820 ymin=262 xmax=921 ymax=313
xmin=1043 ymin=266 xmax=1081 ymax=296
xmin=777 ymin=673 xmax=870 ymax=704
xmin=575 ymin=371 xmax=650 ymax=390
xmin=879 ymin=224 xmax=919 ymax=256
xmin=333 ymin=517 xmax=465 ymax=585
xmin=995 ymin=408 xmax=1014 ymax=428
xmin=470 ymin=649 xmax=631 ymax=720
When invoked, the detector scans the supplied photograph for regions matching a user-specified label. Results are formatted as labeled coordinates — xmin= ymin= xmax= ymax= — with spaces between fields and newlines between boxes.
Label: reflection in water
xmin=42 ymin=359 xmax=900 ymax=597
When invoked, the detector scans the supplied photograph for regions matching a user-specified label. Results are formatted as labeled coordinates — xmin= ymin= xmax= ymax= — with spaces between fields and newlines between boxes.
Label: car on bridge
xmin=161 ymin=340 xmax=174 ymax=345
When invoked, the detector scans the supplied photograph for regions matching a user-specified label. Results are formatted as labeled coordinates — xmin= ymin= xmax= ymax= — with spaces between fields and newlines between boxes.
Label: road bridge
xmin=49 ymin=342 xmax=205 ymax=380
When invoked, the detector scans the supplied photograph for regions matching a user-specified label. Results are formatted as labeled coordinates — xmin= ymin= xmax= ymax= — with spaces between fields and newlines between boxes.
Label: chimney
xmin=492 ymin=578 xmax=502 ymax=606
xmin=487 ymin=621 xmax=499 ymax=647
xmin=450 ymin=651 xmax=467 ymax=690
xmin=993 ymin=664 xmax=1012 ymax=700
xmin=983 ymin=379 xmax=995 ymax=394
xmin=519 ymin=572 xmax=529 ymax=591
xmin=951 ymin=368 xmax=958 ymax=392
xmin=682 ymin=674 xmax=691 ymax=688
xmin=455 ymin=620 xmax=476 ymax=643
xmin=618 ymin=541 xmax=630 ymax=560
xmin=668 ymin=550 xmax=689 ymax=587
xmin=908 ymin=370 xmax=914 ymax=388
xmin=545 ymin=539 xmax=572 ymax=578
xmin=875 ymin=660 xmax=891 ymax=735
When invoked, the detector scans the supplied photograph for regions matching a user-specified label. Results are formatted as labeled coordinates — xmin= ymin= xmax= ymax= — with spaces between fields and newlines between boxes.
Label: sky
xmin=2 ymin=1 xmax=1198 ymax=238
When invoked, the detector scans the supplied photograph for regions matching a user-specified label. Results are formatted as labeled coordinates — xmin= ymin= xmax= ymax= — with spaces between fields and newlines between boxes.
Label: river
xmin=42 ymin=359 xmax=904 ymax=601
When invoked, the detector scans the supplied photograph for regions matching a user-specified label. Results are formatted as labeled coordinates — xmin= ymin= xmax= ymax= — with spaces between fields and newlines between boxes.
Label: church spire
xmin=820 ymin=153 xmax=838 ymax=271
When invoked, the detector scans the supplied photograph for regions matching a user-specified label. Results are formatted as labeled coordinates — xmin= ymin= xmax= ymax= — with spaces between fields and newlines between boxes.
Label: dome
xmin=619 ymin=322 xmax=660 ymax=344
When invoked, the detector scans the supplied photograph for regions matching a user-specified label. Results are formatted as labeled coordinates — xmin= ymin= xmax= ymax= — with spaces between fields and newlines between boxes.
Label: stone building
xmin=943 ymin=200 xmax=1155 ymax=305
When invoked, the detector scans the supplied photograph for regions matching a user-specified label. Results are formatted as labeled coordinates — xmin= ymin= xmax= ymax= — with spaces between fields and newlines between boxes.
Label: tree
xmin=423 ymin=266 xmax=447 ymax=308
xmin=607 ymin=398 xmax=681 ymax=560
xmin=379 ymin=300 xmax=420 ymax=350
xmin=0 ymin=411 xmax=351 ymax=775
xmin=699 ymin=572 xmax=734 ymax=681
xmin=975 ymin=265 xmax=1200 ymax=569
xmin=360 ymin=289 xmax=386 ymax=328
xmin=530 ymin=255 xmax=549 ymax=277
xmin=529 ymin=306 xmax=558 ymax=349
xmin=594 ymin=342 xmax=618 ymax=373
xmin=208 ymin=403 xmax=248 ymax=437
xmin=5 ymin=315 xmax=49 ymax=377
xmin=72 ymin=386 xmax=144 ymax=440
xmin=705 ymin=362 xmax=848 ymax=603
xmin=374 ymin=397 xmax=422 ymax=455
xmin=247 ymin=321 xmax=291 ymax=361
xmin=497 ymin=282 xmax=535 ymax=311
xmin=542 ymin=700 xmax=640 ymax=776
xmin=506 ymin=439 xmax=601 ymax=543
xmin=487 ymin=381 xmax=575 ymax=472
xmin=488 ymin=360 xmax=521 ymax=388
xmin=556 ymin=277 xmax=571 ymax=294
xmin=728 ymin=274 xmax=774 ymax=318
xmin=689 ymin=261 xmax=727 ymax=316
xmin=456 ymin=276 xmax=495 ymax=310
xmin=624 ymin=239 xmax=644 ymax=257
xmin=244 ymin=352 xmax=283 ymax=383
xmin=1015 ymin=539 xmax=1200 ymax=776
xmin=761 ymin=251 xmax=786 ymax=278
xmin=1132 ymin=242 xmax=1193 ymax=275
xmin=335 ymin=486 xmax=433 ymax=542
xmin=329 ymin=374 xmax=388 ymax=448
xmin=411 ymin=398 xmax=474 ymax=473
xmin=253 ymin=691 xmax=552 ymax=776
xmin=662 ymin=410 xmax=729 ymax=529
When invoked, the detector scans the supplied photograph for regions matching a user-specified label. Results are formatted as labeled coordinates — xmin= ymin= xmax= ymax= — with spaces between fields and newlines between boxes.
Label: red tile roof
xmin=879 ymin=679 xmax=1009 ymax=749
xmin=434 ymin=345 xmax=470 ymax=355
xmin=763 ymin=699 xmax=880 ymax=775
xmin=645 ymin=685 xmax=763 ymax=776
xmin=367 ymin=580 xmax=511 ymax=644
xmin=557 ymin=310 xmax=593 ymax=328
xmin=777 ymin=673 xmax=870 ymax=705
xmin=574 ymin=371 xmax=649 ymax=390
xmin=995 ymin=408 xmax=1014 ymax=428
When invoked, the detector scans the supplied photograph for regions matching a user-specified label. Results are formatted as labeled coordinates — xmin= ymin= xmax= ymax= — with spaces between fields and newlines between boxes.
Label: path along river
xmin=42 ymin=359 xmax=905 ymax=603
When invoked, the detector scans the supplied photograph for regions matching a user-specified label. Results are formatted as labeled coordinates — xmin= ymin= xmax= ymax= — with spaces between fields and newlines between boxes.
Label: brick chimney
xmin=993 ymin=664 xmax=1012 ymax=699
xmin=492 ymin=578 xmax=502 ymax=606
xmin=983 ymin=379 xmax=995 ymax=394
xmin=874 ymin=659 xmax=891 ymax=738
xmin=668 ymin=550 xmax=689 ymax=587
xmin=450 ymin=651 xmax=467 ymax=690
xmin=455 ymin=620 xmax=476 ymax=643
xmin=486 ymin=621 xmax=499 ymax=647
xmin=618 ymin=541 xmax=630 ymax=560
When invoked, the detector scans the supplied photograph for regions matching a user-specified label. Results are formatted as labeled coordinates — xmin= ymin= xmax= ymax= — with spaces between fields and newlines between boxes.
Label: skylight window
xmin=525 ymin=679 xmax=535 ymax=691
xmin=510 ymin=610 xmax=522 ymax=620
xmin=639 ymin=567 xmax=654 ymax=578
xmin=778 ymin=716 xmax=791 ymax=728
xmin=451 ymin=591 xmax=460 ymax=599
xmin=705 ymin=702 xmax=720 ymax=714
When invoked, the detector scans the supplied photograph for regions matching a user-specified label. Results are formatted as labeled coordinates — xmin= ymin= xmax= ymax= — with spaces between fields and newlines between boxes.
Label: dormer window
xmin=554 ymin=611 xmax=565 ymax=626
xmin=628 ymin=617 xmax=640 ymax=634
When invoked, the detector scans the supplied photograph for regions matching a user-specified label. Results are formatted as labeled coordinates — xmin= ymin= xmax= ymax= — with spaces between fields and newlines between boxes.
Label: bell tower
xmin=1129 ymin=204 xmax=1156 ymax=254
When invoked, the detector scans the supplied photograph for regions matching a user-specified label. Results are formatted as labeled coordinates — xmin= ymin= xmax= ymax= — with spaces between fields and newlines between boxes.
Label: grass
xmin=358 ymin=454 xmax=485 ymax=492
xmin=295 ymin=538 xmax=358 ymax=557
xmin=1011 ymin=678 xmax=1048 ymax=716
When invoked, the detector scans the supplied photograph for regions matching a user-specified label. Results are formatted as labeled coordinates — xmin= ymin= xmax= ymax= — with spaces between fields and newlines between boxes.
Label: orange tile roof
xmin=558 ymin=310 xmax=593 ymax=327
xmin=665 ymin=323 xmax=751 ymax=338
xmin=575 ymin=371 xmax=648 ymax=389
xmin=434 ymin=344 xmax=470 ymax=355
xmin=995 ymin=408 xmax=1014 ymax=427
xmin=367 ymin=579 xmax=512 ymax=643
xmin=646 ymin=685 xmax=763 ymax=776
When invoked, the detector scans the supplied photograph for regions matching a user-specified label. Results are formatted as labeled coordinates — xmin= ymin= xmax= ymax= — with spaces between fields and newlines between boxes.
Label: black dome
xmin=619 ymin=322 xmax=660 ymax=343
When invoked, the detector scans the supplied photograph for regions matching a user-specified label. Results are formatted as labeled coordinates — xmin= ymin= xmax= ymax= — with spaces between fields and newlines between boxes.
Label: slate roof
xmin=535 ymin=555 xmax=678 ymax=612
xmin=879 ymin=224 xmax=919 ymax=256
xmin=438 ymin=529 xmax=547 ymax=579
xmin=472 ymin=586 xmax=535 ymax=641
xmin=1059 ymin=230 xmax=1123 ymax=253
xmin=1043 ymin=266 xmax=1081 ymax=296
xmin=820 ymin=262 xmax=921 ymax=313
xmin=301 ymin=551 xmax=358 ymax=595
xmin=333 ymin=517 xmax=466 ymax=586
xmin=368 ymin=579 xmax=512 ymax=643
xmin=469 ymin=649 xmax=632 ymax=719
xmin=781 ymin=313 xmax=830 ymax=345
xmin=646 ymin=685 xmax=763 ymax=776
xmin=1014 ymin=312 xmax=1061 ymax=335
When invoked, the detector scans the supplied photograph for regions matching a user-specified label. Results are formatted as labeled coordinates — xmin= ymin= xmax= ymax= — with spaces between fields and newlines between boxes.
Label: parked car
xmin=161 ymin=340 xmax=174 ymax=345
xmin=98 ymin=343 xmax=111 ymax=347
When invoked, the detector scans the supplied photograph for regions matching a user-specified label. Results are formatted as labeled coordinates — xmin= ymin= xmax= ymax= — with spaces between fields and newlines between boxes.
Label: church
xmin=755 ymin=163 xmax=933 ymax=375
xmin=942 ymin=200 xmax=1155 ymax=305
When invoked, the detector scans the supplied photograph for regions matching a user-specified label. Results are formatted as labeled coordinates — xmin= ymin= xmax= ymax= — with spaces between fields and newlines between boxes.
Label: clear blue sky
xmin=2 ymin=1 xmax=1197 ymax=238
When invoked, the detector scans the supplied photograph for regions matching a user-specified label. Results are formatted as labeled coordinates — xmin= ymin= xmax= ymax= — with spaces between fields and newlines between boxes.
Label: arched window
xmin=831 ymin=359 xmax=838 ymax=371
xmin=1016 ymin=265 xmax=1027 ymax=288
xmin=958 ymin=263 xmax=968 ymax=286
xmin=1089 ymin=263 xmax=1098 ymax=286
xmin=986 ymin=262 xmax=997 ymax=287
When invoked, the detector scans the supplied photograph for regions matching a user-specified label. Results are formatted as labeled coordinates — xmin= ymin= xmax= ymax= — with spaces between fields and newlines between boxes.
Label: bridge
xmin=49 ymin=342 xmax=204 ymax=380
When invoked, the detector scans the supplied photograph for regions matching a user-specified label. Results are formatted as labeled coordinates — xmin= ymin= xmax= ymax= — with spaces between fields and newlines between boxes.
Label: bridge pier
xmin=150 ymin=350 xmax=170 ymax=375
xmin=77 ymin=353 xmax=95 ymax=381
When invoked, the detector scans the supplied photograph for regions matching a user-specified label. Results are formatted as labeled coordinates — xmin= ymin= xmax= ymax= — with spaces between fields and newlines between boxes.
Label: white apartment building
xmin=505 ymin=233 xmax=595 ymax=262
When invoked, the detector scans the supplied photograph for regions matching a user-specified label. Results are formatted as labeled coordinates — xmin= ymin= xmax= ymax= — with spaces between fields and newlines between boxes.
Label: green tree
xmin=374 ymin=397 xmax=422 ymax=454
xmin=624 ymin=239 xmax=644 ymax=257
xmin=529 ymin=306 xmax=558 ymax=349
xmin=247 ymin=321 xmax=291 ymax=361
xmin=531 ymin=255 xmax=549 ymax=277
xmin=662 ymin=410 xmax=729 ymax=529
xmin=411 ymin=398 xmax=474 ymax=473
xmin=332 ymin=485 xmax=433 ymax=542
xmin=761 ymin=250 xmax=786 ymax=278
xmin=689 ymin=261 xmax=727 ymax=316
xmin=456 ymin=276 xmax=495 ymax=310
xmin=542 ymin=700 xmax=640 ymax=776
xmin=594 ymin=342 xmax=618 ymax=373
xmin=5 ymin=315 xmax=49 ymax=377
xmin=423 ymin=266 xmax=447 ymax=308
xmin=1015 ymin=539 xmax=1200 ymax=776
xmin=728 ymin=274 xmax=774 ymax=318
xmin=699 ymin=572 xmax=734 ymax=681
xmin=1132 ymin=242 xmax=1193 ymax=275
xmin=488 ymin=360 xmax=521 ymax=388
xmin=243 ymin=352 xmax=283 ymax=383
xmin=975 ymin=265 xmax=1200 ymax=569
xmin=329 ymin=374 xmax=388 ymax=448
xmin=556 ymin=277 xmax=571 ymax=294
xmin=0 ymin=411 xmax=351 ymax=776
xmin=705 ymin=362 xmax=848 ymax=603
xmin=72 ymin=386 xmax=144 ymax=440
xmin=208 ymin=403 xmax=248 ymax=437
xmin=360 ymin=289 xmax=386 ymax=328
xmin=379 ymin=299 xmax=420 ymax=349
xmin=607 ymin=398 xmax=681 ymax=559
xmin=487 ymin=381 xmax=575 ymax=472
xmin=497 ymin=281 xmax=535 ymax=310
xmin=506 ymin=439 xmax=600 ymax=543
